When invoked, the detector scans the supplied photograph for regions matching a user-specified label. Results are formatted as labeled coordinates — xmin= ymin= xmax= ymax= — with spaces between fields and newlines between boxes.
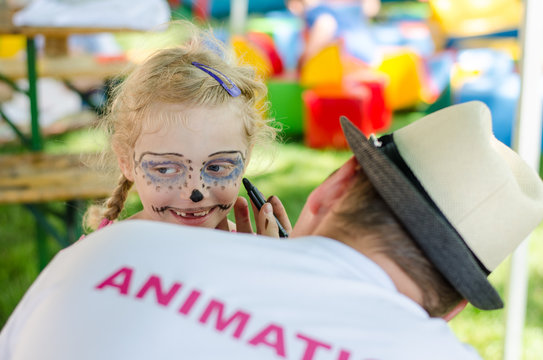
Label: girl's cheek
xmin=210 ymin=183 xmax=240 ymax=203
xmin=137 ymin=179 xmax=177 ymax=203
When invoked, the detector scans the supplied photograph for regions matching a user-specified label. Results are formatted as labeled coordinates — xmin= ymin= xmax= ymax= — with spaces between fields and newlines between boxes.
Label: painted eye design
xmin=205 ymin=163 xmax=230 ymax=176
xmin=144 ymin=161 xmax=185 ymax=178
xmin=201 ymin=155 xmax=244 ymax=182
xmin=156 ymin=166 xmax=177 ymax=175
xmin=138 ymin=154 xmax=188 ymax=185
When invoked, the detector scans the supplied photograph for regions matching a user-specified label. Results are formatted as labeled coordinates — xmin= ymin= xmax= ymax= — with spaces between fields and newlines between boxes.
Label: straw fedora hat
xmin=340 ymin=101 xmax=543 ymax=310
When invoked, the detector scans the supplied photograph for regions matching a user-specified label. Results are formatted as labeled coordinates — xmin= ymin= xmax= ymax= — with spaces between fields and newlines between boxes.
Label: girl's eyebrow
xmin=136 ymin=151 xmax=185 ymax=163
xmin=207 ymin=150 xmax=245 ymax=161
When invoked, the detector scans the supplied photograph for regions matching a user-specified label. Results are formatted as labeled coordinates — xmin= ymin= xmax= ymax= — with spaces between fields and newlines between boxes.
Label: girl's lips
xmin=172 ymin=208 xmax=211 ymax=217
xmin=169 ymin=206 xmax=218 ymax=225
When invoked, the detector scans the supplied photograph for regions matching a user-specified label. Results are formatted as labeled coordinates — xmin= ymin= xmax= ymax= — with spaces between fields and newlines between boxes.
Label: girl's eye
xmin=155 ymin=166 xmax=178 ymax=175
xmin=207 ymin=164 xmax=222 ymax=172
xmin=205 ymin=163 xmax=232 ymax=176
xmin=139 ymin=158 xmax=186 ymax=181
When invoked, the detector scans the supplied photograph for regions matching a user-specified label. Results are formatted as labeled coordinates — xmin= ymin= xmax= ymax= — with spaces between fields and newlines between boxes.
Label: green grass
xmin=449 ymin=231 xmax=543 ymax=359
xmin=1 ymin=124 xmax=543 ymax=359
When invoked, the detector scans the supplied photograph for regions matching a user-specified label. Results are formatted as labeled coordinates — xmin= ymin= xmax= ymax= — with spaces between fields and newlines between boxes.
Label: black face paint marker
xmin=242 ymin=178 xmax=288 ymax=238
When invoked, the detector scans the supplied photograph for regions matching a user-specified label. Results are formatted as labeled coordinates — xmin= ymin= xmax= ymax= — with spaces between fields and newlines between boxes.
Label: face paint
xmin=190 ymin=189 xmax=204 ymax=202
xmin=128 ymin=103 xmax=249 ymax=229
xmin=152 ymin=205 xmax=169 ymax=214
xmin=136 ymin=152 xmax=189 ymax=190
xmin=200 ymin=151 xmax=245 ymax=188
xmin=151 ymin=202 xmax=232 ymax=215
xmin=135 ymin=151 xmax=245 ymax=208
xmin=218 ymin=203 xmax=232 ymax=211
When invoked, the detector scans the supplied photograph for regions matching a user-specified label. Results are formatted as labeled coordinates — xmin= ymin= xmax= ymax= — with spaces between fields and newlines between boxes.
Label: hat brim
xmin=340 ymin=116 xmax=503 ymax=310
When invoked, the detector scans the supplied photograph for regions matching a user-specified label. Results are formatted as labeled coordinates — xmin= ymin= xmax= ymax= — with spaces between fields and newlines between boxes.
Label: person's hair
xmin=84 ymin=21 xmax=278 ymax=231
xmin=333 ymin=169 xmax=462 ymax=317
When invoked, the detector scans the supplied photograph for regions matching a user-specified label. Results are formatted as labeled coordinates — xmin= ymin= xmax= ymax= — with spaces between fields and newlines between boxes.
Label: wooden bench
xmin=0 ymin=152 xmax=116 ymax=268
xmin=0 ymin=51 xmax=133 ymax=80
xmin=0 ymin=110 xmax=98 ymax=144
xmin=0 ymin=152 xmax=115 ymax=203
xmin=0 ymin=14 xmax=141 ymax=269
xmin=0 ymin=15 xmax=138 ymax=150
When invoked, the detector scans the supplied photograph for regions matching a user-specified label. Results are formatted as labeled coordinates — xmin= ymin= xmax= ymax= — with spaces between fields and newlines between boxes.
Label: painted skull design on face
xmin=126 ymin=103 xmax=249 ymax=228
xmin=135 ymin=150 xmax=245 ymax=204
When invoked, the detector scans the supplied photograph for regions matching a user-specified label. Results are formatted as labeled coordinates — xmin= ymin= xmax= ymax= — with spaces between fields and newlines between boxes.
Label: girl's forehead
xmin=144 ymin=102 xmax=245 ymax=133
xmin=137 ymin=102 xmax=249 ymax=159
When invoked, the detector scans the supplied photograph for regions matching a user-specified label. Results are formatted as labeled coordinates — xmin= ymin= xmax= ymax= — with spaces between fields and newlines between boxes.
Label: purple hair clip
xmin=192 ymin=61 xmax=241 ymax=97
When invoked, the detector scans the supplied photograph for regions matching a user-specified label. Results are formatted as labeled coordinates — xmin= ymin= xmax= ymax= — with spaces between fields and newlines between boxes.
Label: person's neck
xmin=317 ymin=226 xmax=425 ymax=308
xmin=364 ymin=250 xmax=424 ymax=307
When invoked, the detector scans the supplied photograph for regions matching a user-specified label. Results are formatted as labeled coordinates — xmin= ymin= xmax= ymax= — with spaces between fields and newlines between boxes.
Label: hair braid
xmin=103 ymin=174 xmax=133 ymax=221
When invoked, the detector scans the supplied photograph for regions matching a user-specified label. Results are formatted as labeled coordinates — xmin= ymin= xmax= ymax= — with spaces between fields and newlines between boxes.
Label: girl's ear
xmin=243 ymin=145 xmax=254 ymax=174
xmin=118 ymin=155 xmax=134 ymax=182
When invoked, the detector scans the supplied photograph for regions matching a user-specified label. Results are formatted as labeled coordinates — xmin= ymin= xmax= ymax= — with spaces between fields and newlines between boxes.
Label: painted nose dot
xmin=190 ymin=189 xmax=204 ymax=202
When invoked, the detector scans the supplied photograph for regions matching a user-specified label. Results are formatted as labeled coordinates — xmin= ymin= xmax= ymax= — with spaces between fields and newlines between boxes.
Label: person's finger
xmin=257 ymin=202 xmax=279 ymax=238
xmin=233 ymin=196 xmax=253 ymax=234
xmin=247 ymin=193 xmax=259 ymax=219
xmin=215 ymin=215 xmax=231 ymax=232
xmin=267 ymin=195 xmax=292 ymax=235
xmin=246 ymin=194 xmax=265 ymax=233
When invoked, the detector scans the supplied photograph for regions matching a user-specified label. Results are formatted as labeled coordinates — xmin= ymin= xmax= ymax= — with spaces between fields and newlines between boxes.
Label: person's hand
xmin=215 ymin=198 xmax=247 ymax=233
xmin=216 ymin=196 xmax=291 ymax=237
xmin=251 ymin=195 xmax=292 ymax=238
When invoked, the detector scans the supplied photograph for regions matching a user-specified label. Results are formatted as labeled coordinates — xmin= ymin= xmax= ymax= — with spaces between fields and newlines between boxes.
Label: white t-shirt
xmin=0 ymin=220 xmax=481 ymax=360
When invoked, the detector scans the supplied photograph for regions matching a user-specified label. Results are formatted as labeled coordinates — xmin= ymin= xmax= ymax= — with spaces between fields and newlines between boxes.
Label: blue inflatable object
xmin=426 ymin=51 xmax=455 ymax=97
xmin=453 ymin=48 xmax=526 ymax=148
xmin=456 ymin=48 xmax=514 ymax=78
xmin=457 ymin=73 xmax=518 ymax=146
xmin=373 ymin=21 xmax=435 ymax=57
xmin=456 ymin=70 xmax=543 ymax=150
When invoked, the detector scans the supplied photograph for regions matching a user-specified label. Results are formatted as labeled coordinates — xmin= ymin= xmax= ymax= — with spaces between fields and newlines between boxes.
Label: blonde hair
xmin=84 ymin=21 xmax=278 ymax=231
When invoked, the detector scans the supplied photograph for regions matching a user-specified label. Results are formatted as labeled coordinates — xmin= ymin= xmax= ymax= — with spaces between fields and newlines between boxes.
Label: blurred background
xmin=1 ymin=0 xmax=542 ymax=358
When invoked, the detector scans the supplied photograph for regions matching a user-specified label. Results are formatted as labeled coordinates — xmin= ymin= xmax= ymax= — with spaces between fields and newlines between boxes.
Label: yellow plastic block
xmin=231 ymin=35 xmax=273 ymax=80
xmin=300 ymin=43 xmax=343 ymax=88
xmin=377 ymin=50 xmax=424 ymax=110
xmin=429 ymin=0 xmax=522 ymax=38
xmin=0 ymin=35 xmax=26 ymax=58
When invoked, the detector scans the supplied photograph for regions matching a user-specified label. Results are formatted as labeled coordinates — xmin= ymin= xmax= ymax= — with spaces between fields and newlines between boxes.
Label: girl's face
xmin=124 ymin=103 xmax=249 ymax=229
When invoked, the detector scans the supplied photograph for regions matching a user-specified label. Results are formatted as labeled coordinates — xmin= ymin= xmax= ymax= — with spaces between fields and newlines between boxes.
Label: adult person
xmin=287 ymin=0 xmax=383 ymax=67
xmin=1 ymin=101 xmax=543 ymax=359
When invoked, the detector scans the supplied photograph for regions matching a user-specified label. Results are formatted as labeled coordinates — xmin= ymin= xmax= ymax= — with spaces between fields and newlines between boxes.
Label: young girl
xmin=84 ymin=22 xmax=278 ymax=233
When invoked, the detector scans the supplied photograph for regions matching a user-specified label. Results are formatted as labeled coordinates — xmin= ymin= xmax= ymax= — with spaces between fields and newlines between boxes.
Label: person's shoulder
xmin=356 ymin=312 xmax=482 ymax=359
xmin=401 ymin=320 xmax=481 ymax=359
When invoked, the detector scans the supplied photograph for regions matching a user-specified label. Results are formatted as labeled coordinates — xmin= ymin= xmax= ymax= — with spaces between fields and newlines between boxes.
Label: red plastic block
xmin=356 ymin=79 xmax=392 ymax=133
xmin=303 ymin=85 xmax=374 ymax=149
